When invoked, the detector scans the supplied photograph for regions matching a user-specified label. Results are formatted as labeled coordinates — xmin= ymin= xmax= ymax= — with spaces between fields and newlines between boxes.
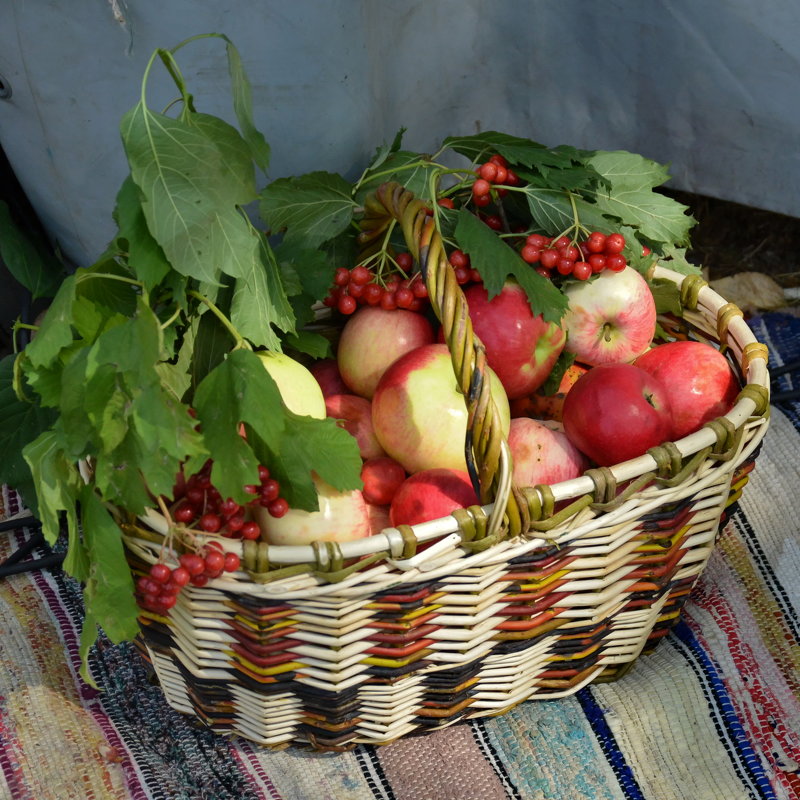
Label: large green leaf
xmin=24 ymin=276 xmax=77 ymax=368
xmin=259 ymin=171 xmax=355 ymax=248
xmin=0 ymin=200 xmax=64 ymax=299
xmin=585 ymin=151 xmax=695 ymax=245
xmin=113 ymin=176 xmax=171 ymax=290
xmin=230 ymin=235 xmax=296 ymax=350
xmin=0 ymin=355 xmax=57 ymax=513
xmin=120 ymin=104 xmax=260 ymax=283
xmin=453 ymin=209 xmax=568 ymax=323
xmin=224 ymin=39 xmax=271 ymax=171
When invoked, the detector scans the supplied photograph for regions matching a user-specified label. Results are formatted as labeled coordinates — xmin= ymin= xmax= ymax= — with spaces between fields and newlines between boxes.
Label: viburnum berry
xmin=448 ymin=250 xmax=470 ymax=269
xmin=337 ymin=294 xmax=357 ymax=315
xmin=334 ymin=267 xmax=351 ymax=286
xmin=472 ymin=178 xmax=491 ymax=198
xmin=267 ymin=497 xmax=290 ymax=518
xmin=395 ymin=287 xmax=414 ymax=308
xmin=224 ymin=552 xmax=241 ymax=572
xmin=573 ymin=261 xmax=593 ymax=281
xmin=149 ymin=562 xmax=172 ymax=584
xmin=478 ymin=162 xmax=498 ymax=182
xmin=241 ymin=521 xmax=261 ymax=540
xmin=437 ymin=197 xmax=455 ymax=209
xmin=379 ymin=291 xmax=397 ymax=310
xmin=363 ymin=283 xmax=382 ymax=305
xmin=604 ymin=233 xmax=626 ymax=254
xmin=473 ymin=193 xmax=491 ymax=208
xmin=395 ymin=252 xmax=413 ymax=272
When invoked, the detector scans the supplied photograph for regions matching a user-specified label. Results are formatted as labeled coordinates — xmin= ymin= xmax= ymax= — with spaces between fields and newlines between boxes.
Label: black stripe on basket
xmin=669 ymin=621 xmax=778 ymax=800
xmin=470 ymin=718 xmax=524 ymax=800
xmin=355 ymin=745 xmax=398 ymax=800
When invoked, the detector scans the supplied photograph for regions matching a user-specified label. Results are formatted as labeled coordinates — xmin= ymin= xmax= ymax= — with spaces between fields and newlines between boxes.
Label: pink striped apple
xmin=562 ymin=267 xmax=656 ymax=366
xmin=372 ymin=343 xmax=510 ymax=474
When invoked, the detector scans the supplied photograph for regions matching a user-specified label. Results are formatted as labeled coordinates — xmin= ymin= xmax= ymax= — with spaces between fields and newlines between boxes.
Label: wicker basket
xmin=120 ymin=183 xmax=771 ymax=750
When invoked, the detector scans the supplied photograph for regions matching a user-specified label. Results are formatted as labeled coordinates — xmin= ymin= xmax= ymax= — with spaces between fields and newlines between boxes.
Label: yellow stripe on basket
xmin=225 ymin=653 xmax=306 ymax=676
xmin=395 ymin=604 xmax=444 ymax=621
xmin=362 ymin=649 xmax=435 ymax=668
xmin=634 ymin=525 xmax=689 ymax=553
xmin=232 ymin=615 xmax=297 ymax=633
xmin=517 ymin=570 xmax=571 ymax=592
xmin=725 ymin=476 xmax=750 ymax=506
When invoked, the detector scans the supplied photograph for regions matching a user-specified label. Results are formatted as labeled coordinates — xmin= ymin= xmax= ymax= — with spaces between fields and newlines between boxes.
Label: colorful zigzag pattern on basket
xmin=1 ymin=310 xmax=798 ymax=800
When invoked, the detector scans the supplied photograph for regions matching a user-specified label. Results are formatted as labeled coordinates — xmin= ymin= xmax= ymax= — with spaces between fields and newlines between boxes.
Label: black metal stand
xmin=0 ymin=515 xmax=64 ymax=578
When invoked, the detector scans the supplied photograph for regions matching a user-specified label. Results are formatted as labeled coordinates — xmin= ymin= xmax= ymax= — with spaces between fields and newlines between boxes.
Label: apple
xmin=461 ymin=281 xmax=566 ymax=399
xmin=562 ymin=267 xmax=656 ymax=366
xmin=310 ymin=358 xmax=349 ymax=397
xmin=256 ymin=351 xmax=326 ymax=419
xmin=509 ymin=363 xmax=589 ymax=422
xmin=372 ymin=343 xmax=511 ymax=474
xmin=562 ymin=363 xmax=673 ymax=466
xmin=254 ymin=475 xmax=371 ymax=546
xmin=507 ymin=417 xmax=589 ymax=486
xmin=634 ymin=340 xmax=740 ymax=439
xmin=389 ymin=468 xmax=479 ymax=527
xmin=324 ymin=394 xmax=386 ymax=459
xmin=366 ymin=501 xmax=391 ymax=536
xmin=337 ymin=307 xmax=434 ymax=398
xmin=360 ymin=456 xmax=407 ymax=505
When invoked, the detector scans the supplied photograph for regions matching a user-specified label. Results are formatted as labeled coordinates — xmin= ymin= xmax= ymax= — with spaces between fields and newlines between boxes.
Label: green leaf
xmin=539 ymin=350 xmax=576 ymax=396
xmin=649 ymin=275 xmax=684 ymax=316
xmin=444 ymin=132 xmax=573 ymax=171
xmin=78 ymin=486 xmax=140 ymax=683
xmin=230 ymin=235 xmax=296 ymax=350
xmin=113 ymin=176 xmax=172 ymax=290
xmin=22 ymin=429 xmax=81 ymax=543
xmin=657 ymin=242 xmax=700 ymax=276
xmin=259 ymin=414 xmax=363 ymax=511
xmin=259 ymin=171 xmax=355 ymax=248
xmin=284 ymin=330 xmax=331 ymax=360
xmin=453 ymin=209 xmax=568 ymax=323
xmin=190 ymin=310 xmax=233 ymax=391
xmin=585 ymin=151 xmax=696 ymax=245
xmin=224 ymin=39 xmax=271 ymax=171
xmin=523 ymin=186 xmax=611 ymax=235
xmin=356 ymin=151 xmax=438 ymax=203
xmin=193 ymin=349 xmax=287 ymax=502
xmin=25 ymin=275 xmax=77 ymax=368
xmin=75 ymin=259 xmax=139 ymax=318
xmin=0 ymin=355 xmax=58 ymax=513
xmin=0 ymin=200 xmax=64 ymax=299
xmin=274 ymin=239 xmax=335 ymax=302
xmin=120 ymin=103 xmax=260 ymax=283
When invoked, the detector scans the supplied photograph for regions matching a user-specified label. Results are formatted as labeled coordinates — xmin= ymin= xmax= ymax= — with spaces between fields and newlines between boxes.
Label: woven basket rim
xmin=127 ymin=264 xmax=770 ymax=569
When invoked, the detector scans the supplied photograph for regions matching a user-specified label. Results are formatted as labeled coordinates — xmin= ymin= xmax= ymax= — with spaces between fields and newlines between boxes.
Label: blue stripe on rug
xmin=670 ymin=620 xmax=778 ymax=800
xmin=575 ymin=687 xmax=646 ymax=800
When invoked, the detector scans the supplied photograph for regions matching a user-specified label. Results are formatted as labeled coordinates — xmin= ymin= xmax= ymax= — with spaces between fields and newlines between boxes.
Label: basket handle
xmin=362 ymin=182 xmax=525 ymax=538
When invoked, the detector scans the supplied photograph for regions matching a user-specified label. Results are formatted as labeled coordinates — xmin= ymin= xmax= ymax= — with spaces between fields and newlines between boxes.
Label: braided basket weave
xmin=120 ymin=182 xmax=771 ymax=749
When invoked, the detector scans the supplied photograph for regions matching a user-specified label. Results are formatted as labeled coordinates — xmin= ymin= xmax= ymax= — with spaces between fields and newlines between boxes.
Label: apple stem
xmin=602 ymin=322 xmax=613 ymax=342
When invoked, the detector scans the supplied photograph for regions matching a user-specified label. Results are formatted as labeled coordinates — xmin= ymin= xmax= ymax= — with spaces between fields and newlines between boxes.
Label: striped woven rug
xmin=1 ymin=311 xmax=798 ymax=800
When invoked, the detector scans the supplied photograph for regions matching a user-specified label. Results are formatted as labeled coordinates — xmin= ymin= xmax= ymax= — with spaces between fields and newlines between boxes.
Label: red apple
xmin=562 ymin=363 xmax=674 ymax=466
xmin=634 ymin=341 xmax=740 ymax=439
xmin=389 ymin=468 xmax=479 ymax=527
xmin=509 ymin=363 xmax=589 ymax=422
xmin=562 ymin=267 xmax=656 ymax=366
xmin=507 ymin=418 xmax=589 ymax=486
xmin=372 ymin=343 xmax=511 ymax=474
xmin=360 ymin=456 xmax=407 ymax=505
xmin=462 ymin=281 xmax=567 ymax=399
xmin=337 ymin=307 xmax=434 ymax=398
xmin=254 ymin=476 xmax=371 ymax=546
xmin=310 ymin=358 xmax=349 ymax=397
xmin=366 ymin=501 xmax=391 ymax=536
xmin=325 ymin=394 xmax=386 ymax=459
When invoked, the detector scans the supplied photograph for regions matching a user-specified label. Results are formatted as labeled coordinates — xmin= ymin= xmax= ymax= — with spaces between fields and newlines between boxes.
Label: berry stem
xmin=186 ymin=289 xmax=250 ymax=350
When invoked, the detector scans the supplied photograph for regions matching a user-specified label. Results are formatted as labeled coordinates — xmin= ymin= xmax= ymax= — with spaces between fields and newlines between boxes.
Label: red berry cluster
xmin=172 ymin=461 xmax=288 ymax=540
xmin=323 ymin=259 xmax=429 ymax=315
xmin=471 ymin=154 xmax=520 ymax=207
xmin=448 ymin=249 xmax=483 ymax=286
xmin=521 ymin=231 xmax=628 ymax=281
xmin=135 ymin=543 xmax=241 ymax=613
